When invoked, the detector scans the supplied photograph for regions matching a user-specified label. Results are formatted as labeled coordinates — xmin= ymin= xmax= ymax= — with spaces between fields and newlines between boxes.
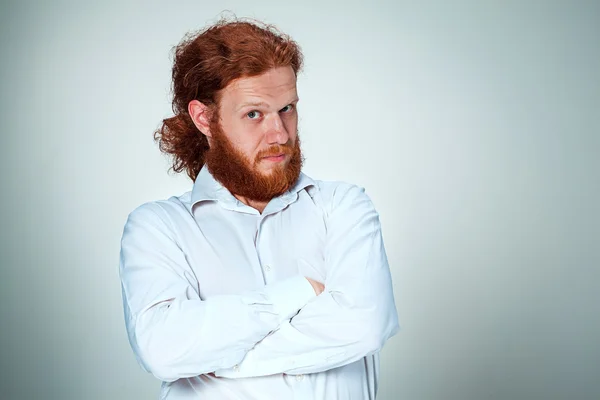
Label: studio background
xmin=1 ymin=1 xmax=598 ymax=399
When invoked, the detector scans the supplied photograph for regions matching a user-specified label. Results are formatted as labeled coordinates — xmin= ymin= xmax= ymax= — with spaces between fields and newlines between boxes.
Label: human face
xmin=215 ymin=66 xmax=299 ymax=174
xmin=202 ymin=66 xmax=303 ymax=202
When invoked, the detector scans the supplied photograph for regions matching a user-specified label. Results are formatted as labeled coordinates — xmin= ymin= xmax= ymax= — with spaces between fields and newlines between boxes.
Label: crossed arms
xmin=119 ymin=184 xmax=399 ymax=382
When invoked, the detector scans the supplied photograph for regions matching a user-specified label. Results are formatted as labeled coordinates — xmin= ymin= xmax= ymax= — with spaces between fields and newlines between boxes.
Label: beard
xmin=204 ymin=120 xmax=303 ymax=203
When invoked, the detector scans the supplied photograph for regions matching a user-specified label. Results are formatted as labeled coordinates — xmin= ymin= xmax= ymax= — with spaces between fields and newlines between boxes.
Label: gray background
xmin=1 ymin=1 xmax=599 ymax=399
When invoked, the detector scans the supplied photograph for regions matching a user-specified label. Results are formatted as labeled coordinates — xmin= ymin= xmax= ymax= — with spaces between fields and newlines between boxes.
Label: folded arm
xmin=215 ymin=184 xmax=400 ymax=378
xmin=119 ymin=202 xmax=316 ymax=382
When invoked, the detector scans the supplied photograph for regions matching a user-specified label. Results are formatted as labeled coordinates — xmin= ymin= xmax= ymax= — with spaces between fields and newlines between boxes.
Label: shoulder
xmin=123 ymin=191 xmax=193 ymax=236
xmin=305 ymin=178 xmax=381 ymax=234
xmin=310 ymin=179 xmax=375 ymax=215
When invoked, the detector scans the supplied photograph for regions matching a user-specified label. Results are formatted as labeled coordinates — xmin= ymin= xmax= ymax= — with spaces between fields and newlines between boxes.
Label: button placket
xmin=255 ymin=217 xmax=269 ymax=281
xmin=256 ymin=216 xmax=274 ymax=279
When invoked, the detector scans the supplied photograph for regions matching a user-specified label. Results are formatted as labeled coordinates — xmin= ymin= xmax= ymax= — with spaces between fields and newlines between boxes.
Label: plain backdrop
xmin=1 ymin=1 xmax=599 ymax=399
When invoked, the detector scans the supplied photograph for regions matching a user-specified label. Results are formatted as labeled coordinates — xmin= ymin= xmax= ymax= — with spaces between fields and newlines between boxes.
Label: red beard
xmin=204 ymin=121 xmax=303 ymax=202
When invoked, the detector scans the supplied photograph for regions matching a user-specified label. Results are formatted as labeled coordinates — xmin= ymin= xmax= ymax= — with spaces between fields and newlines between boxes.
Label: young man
xmin=119 ymin=19 xmax=399 ymax=399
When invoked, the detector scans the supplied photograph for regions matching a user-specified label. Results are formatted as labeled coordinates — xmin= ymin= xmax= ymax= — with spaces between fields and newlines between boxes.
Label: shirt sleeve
xmin=214 ymin=184 xmax=400 ymax=378
xmin=119 ymin=202 xmax=316 ymax=383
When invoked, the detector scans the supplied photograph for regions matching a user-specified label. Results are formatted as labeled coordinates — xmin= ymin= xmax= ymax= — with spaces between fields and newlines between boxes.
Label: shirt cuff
xmin=263 ymin=275 xmax=317 ymax=323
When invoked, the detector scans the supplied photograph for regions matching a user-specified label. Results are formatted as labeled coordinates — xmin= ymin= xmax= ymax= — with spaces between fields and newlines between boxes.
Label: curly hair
xmin=154 ymin=18 xmax=304 ymax=181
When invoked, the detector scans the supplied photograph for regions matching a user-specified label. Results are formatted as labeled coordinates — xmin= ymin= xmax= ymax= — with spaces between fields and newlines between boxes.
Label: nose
xmin=264 ymin=113 xmax=289 ymax=145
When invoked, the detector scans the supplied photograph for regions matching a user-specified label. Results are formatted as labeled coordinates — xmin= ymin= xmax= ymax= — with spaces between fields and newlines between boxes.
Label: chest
xmin=176 ymin=195 xmax=328 ymax=299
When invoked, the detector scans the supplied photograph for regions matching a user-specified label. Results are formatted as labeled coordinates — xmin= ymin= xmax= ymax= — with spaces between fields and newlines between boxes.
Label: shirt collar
xmin=189 ymin=165 xmax=316 ymax=213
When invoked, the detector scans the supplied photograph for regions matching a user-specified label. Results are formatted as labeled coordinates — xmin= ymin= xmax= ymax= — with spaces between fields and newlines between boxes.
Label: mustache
xmin=255 ymin=143 xmax=294 ymax=160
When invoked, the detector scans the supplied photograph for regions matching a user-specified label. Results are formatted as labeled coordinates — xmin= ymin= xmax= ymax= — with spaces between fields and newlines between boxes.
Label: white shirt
xmin=119 ymin=166 xmax=399 ymax=400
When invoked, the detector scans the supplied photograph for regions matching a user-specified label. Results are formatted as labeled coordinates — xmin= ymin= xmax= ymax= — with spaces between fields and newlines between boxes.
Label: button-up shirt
xmin=119 ymin=166 xmax=399 ymax=399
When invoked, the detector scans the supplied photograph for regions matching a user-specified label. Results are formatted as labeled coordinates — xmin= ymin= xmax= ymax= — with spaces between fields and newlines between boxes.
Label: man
xmin=119 ymin=19 xmax=399 ymax=399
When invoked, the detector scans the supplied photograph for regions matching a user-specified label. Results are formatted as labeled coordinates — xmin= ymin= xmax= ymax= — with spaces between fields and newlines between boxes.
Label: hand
xmin=305 ymin=277 xmax=325 ymax=296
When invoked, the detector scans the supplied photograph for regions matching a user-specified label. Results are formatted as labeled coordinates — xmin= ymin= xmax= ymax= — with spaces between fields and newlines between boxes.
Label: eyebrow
xmin=236 ymin=97 xmax=300 ymax=112
xmin=236 ymin=101 xmax=269 ymax=112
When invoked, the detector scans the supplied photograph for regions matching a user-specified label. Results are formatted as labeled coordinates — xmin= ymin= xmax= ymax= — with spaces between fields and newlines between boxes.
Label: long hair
xmin=154 ymin=18 xmax=304 ymax=181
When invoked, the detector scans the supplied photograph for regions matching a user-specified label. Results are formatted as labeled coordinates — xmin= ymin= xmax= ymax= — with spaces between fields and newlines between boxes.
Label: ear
xmin=188 ymin=100 xmax=213 ymax=138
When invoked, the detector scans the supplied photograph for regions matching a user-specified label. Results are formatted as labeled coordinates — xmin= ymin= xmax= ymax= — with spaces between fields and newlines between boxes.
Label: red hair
xmin=154 ymin=19 xmax=304 ymax=181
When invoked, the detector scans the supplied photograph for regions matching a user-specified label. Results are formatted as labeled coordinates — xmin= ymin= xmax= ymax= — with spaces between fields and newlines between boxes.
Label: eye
xmin=247 ymin=110 xmax=261 ymax=119
xmin=280 ymin=104 xmax=294 ymax=113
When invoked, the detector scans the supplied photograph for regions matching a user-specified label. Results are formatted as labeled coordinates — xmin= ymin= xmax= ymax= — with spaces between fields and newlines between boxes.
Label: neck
xmin=234 ymin=194 xmax=269 ymax=214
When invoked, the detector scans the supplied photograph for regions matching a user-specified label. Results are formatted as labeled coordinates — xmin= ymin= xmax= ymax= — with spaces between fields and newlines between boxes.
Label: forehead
xmin=220 ymin=66 xmax=298 ymax=107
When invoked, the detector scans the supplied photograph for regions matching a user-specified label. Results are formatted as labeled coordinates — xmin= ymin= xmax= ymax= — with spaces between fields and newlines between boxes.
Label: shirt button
xmin=264 ymin=264 xmax=271 ymax=272
xmin=296 ymin=374 xmax=304 ymax=381
xmin=233 ymin=364 xmax=239 ymax=372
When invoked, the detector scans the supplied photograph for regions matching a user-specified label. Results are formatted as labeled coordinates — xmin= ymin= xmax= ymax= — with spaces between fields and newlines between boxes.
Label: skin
xmin=188 ymin=66 xmax=324 ymax=296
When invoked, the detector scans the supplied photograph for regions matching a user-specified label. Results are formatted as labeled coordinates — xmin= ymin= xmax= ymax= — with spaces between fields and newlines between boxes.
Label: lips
xmin=256 ymin=145 xmax=292 ymax=162
xmin=262 ymin=154 xmax=286 ymax=163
